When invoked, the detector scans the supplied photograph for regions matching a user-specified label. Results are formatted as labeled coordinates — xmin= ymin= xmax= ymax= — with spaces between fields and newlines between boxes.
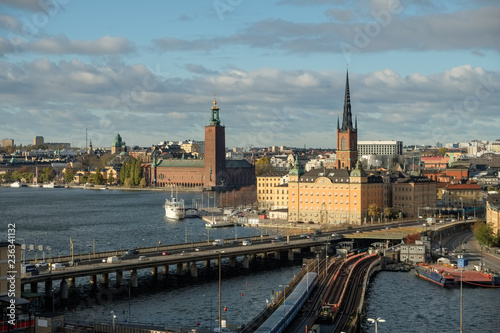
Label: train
xmin=254 ymin=272 xmax=318 ymax=333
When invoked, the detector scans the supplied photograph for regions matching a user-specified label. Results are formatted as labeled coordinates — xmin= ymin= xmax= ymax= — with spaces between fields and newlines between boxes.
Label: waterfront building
xmin=441 ymin=181 xmax=482 ymax=209
xmin=391 ymin=172 xmax=437 ymax=218
xmin=143 ymin=100 xmax=255 ymax=189
xmin=256 ymin=171 xmax=289 ymax=210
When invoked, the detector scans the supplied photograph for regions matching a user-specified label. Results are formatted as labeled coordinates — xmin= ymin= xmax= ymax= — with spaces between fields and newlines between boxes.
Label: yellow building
xmin=392 ymin=174 xmax=437 ymax=218
xmin=288 ymin=159 xmax=384 ymax=225
xmin=256 ymin=172 xmax=289 ymax=210
xmin=486 ymin=196 xmax=500 ymax=236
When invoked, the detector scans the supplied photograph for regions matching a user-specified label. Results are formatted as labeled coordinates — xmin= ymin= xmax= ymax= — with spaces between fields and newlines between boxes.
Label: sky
xmin=0 ymin=0 xmax=499 ymax=150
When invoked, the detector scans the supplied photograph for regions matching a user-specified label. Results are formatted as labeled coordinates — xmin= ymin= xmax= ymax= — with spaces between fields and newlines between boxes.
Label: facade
xmin=0 ymin=139 xmax=14 ymax=148
xmin=143 ymin=100 xmax=255 ymax=189
xmin=256 ymin=172 xmax=289 ymax=210
xmin=335 ymin=71 xmax=358 ymax=170
xmin=441 ymin=182 xmax=483 ymax=208
xmin=392 ymin=173 xmax=437 ymax=218
xmin=288 ymin=159 xmax=384 ymax=225
xmin=33 ymin=136 xmax=44 ymax=146
xmin=400 ymin=244 xmax=426 ymax=263
xmin=111 ymin=133 xmax=127 ymax=154
xmin=358 ymin=141 xmax=403 ymax=156
xmin=486 ymin=195 xmax=500 ymax=236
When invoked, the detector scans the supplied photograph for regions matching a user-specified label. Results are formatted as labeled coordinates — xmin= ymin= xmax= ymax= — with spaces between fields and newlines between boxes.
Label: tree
xmin=94 ymin=168 xmax=104 ymax=185
xmin=123 ymin=178 xmax=133 ymax=188
xmin=384 ymin=207 xmax=393 ymax=220
xmin=438 ymin=147 xmax=448 ymax=156
xmin=39 ymin=167 xmax=55 ymax=183
xmin=108 ymin=170 xmax=115 ymax=185
xmin=64 ymin=168 xmax=76 ymax=184
xmin=405 ymin=233 xmax=421 ymax=244
xmin=139 ymin=177 xmax=147 ymax=188
xmin=133 ymin=159 xmax=142 ymax=185
xmin=368 ymin=203 xmax=380 ymax=223
xmin=472 ymin=221 xmax=499 ymax=247
xmin=255 ymin=156 xmax=274 ymax=176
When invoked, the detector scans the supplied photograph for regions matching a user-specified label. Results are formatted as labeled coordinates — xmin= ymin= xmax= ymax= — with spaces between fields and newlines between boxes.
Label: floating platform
xmin=415 ymin=263 xmax=500 ymax=287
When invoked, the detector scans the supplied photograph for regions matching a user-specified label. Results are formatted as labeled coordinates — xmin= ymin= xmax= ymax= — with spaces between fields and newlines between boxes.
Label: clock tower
xmin=335 ymin=71 xmax=358 ymax=170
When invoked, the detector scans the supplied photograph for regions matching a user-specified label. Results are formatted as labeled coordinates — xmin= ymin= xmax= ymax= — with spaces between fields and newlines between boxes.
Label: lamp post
xmin=279 ymin=284 xmax=288 ymax=314
xmin=111 ymin=311 xmax=116 ymax=333
xmin=367 ymin=317 xmax=385 ymax=333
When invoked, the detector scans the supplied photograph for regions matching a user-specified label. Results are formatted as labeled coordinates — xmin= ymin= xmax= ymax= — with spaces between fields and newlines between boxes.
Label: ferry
xmin=164 ymin=190 xmax=185 ymax=220
xmin=415 ymin=263 xmax=455 ymax=287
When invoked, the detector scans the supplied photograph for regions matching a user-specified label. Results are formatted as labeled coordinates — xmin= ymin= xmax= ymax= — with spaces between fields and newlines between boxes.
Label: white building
xmin=357 ymin=141 xmax=403 ymax=156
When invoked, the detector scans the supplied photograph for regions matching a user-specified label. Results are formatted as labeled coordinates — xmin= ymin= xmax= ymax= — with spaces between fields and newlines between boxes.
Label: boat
xmin=415 ymin=263 xmax=500 ymax=287
xmin=185 ymin=208 xmax=200 ymax=218
xmin=205 ymin=216 xmax=235 ymax=228
xmin=42 ymin=182 xmax=63 ymax=188
xmin=164 ymin=189 xmax=185 ymax=220
xmin=100 ymin=185 xmax=109 ymax=190
xmin=10 ymin=181 xmax=27 ymax=187
xmin=415 ymin=263 xmax=455 ymax=287
xmin=83 ymin=183 xmax=94 ymax=189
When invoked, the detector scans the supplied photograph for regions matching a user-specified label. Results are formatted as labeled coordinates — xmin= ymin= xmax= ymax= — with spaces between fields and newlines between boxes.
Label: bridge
xmin=22 ymin=220 xmax=477 ymax=301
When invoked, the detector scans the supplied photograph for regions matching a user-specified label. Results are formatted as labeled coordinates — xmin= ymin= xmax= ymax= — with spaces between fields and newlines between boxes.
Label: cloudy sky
xmin=1 ymin=0 xmax=499 ymax=149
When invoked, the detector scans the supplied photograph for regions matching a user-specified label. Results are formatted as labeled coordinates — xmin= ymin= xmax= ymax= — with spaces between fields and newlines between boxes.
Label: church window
xmin=341 ymin=137 xmax=346 ymax=150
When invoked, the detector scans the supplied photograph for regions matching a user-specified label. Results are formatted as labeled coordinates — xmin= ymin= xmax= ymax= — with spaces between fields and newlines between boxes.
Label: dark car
xmin=69 ymin=258 xmax=81 ymax=266
xmin=162 ymin=251 xmax=172 ymax=255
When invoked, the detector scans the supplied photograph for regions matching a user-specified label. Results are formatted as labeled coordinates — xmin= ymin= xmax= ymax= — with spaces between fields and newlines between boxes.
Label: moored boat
xmin=205 ymin=216 xmax=235 ymax=228
xmin=415 ymin=263 xmax=500 ymax=287
xmin=165 ymin=189 xmax=185 ymax=220
xmin=415 ymin=263 xmax=455 ymax=287
xmin=10 ymin=181 xmax=27 ymax=187
xmin=185 ymin=208 xmax=200 ymax=218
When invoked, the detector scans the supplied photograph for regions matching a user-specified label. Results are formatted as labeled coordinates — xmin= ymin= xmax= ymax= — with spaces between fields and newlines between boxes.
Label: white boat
xmin=43 ymin=182 xmax=55 ymax=188
xmin=10 ymin=181 xmax=26 ymax=187
xmin=205 ymin=216 xmax=235 ymax=228
xmin=165 ymin=189 xmax=185 ymax=220
xmin=185 ymin=208 xmax=200 ymax=218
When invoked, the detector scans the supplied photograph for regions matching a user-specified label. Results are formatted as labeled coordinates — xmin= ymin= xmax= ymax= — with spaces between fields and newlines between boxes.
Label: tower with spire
xmin=335 ymin=70 xmax=358 ymax=170
xmin=204 ymin=98 xmax=226 ymax=187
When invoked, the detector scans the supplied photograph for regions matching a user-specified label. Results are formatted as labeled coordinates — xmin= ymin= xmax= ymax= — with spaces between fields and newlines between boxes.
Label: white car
xmin=35 ymin=261 xmax=48 ymax=268
xmin=242 ymin=239 xmax=252 ymax=246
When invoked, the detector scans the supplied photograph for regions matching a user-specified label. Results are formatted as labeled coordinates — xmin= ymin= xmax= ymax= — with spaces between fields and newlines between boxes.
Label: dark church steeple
xmin=341 ymin=70 xmax=354 ymax=132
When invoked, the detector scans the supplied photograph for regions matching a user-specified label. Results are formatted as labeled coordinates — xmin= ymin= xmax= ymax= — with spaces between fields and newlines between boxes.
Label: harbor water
xmin=2 ymin=187 xmax=500 ymax=332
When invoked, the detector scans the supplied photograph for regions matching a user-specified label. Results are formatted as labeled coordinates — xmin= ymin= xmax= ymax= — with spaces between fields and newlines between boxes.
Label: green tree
xmin=133 ymin=159 xmax=142 ymax=185
xmin=64 ymin=168 xmax=76 ymax=184
xmin=472 ymin=221 xmax=498 ymax=247
xmin=438 ymin=147 xmax=448 ymax=156
xmin=368 ymin=203 xmax=380 ymax=223
xmin=11 ymin=171 xmax=22 ymax=181
xmin=94 ymin=168 xmax=104 ymax=185
xmin=108 ymin=170 xmax=115 ymax=185
xmin=21 ymin=172 xmax=33 ymax=183
xmin=120 ymin=162 xmax=129 ymax=184
xmin=39 ymin=167 xmax=55 ymax=183
xmin=123 ymin=178 xmax=133 ymax=188
xmin=255 ymin=156 xmax=274 ymax=176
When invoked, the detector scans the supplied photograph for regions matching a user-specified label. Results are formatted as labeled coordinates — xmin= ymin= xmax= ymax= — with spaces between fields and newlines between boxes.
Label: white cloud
xmin=0 ymin=59 xmax=498 ymax=148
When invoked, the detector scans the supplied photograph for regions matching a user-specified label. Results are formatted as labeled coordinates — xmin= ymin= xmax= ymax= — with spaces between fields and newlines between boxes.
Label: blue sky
xmin=1 ymin=0 xmax=499 ymax=149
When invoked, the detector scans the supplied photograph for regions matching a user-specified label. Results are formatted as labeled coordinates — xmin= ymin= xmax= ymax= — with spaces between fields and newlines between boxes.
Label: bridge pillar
xmin=288 ymin=250 xmax=294 ymax=261
xmin=101 ymin=273 xmax=109 ymax=285
xmin=45 ymin=281 xmax=52 ymax=294
xmin=162 ymin=265 xmax=169 ymax=277
xmin=68 ymin=277 xmax=75 ymax=287
xmin=242 ymin=255 xmax=250 ymax=269
xmin=216 ymin=257 xmax=221 ymax=267
xmin=229 ymin=256 xmax=236 ymax=268
xmin=151 ymin=266 xmax=158 ymax=277
xmin=116 ymin=270 xmax=123 ymax=286
xmin=60 ymin=279 xmax=68 ymax=300
xmin=205 ymin=259 xmax=210 ymax=270
xmin=90 ymin=275 xmax=97 ymax=285
xmin=251 ymin=254 xmax=257 ymax=261
xmin=176 ymin=263 xmax=183 ymax=275
xmin=274 ymin=251 xmax=281 ymax=260
xmin=30 ymin=282 xmax=38 ymax=293
xmin=263 ymin=252 xmax=268 ymax=260
xmin=183 ymin=262 xmax=189 ymax=271
xmin=190 ymin=262 xmax=198 ymax=278
xmin=130 ymin=269 xmax=138 ymax=288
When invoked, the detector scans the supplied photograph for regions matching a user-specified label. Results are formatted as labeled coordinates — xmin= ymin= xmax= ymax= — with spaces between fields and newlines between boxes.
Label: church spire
xmin=341 ymin=70 xmax=354 ymax=131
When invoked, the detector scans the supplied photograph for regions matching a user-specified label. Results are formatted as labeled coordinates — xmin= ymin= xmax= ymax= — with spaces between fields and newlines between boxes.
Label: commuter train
xmin=254 ymin=272 xmax=318 ymax=333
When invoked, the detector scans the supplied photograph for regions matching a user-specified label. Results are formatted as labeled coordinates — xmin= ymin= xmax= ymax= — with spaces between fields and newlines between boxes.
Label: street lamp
xmin=111 ymin=311 xmax=116 ymax=332
xmin=279 ymin=284 xmax=288 ymax=314
xmin=367 ymin=317 xmax=385 ymax=333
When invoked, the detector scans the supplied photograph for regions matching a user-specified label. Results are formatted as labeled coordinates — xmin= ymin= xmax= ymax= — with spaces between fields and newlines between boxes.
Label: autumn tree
xmin=368 ymin=203 xmax=380 ymax=223
xmin=405 ymin=233 xmax=421 ymax=244
xmin=255 ymin=156 xmax=274 ymax=176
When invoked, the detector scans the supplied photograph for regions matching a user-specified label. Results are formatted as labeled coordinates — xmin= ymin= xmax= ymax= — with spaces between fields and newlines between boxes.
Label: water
xmin=2 ymin=187 xmax=499 ymax=332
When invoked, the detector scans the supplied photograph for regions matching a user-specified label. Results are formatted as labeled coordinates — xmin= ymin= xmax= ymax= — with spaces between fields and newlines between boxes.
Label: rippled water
xmin=363 ymin=271 xmax=500 ymax=333
xmin=3 ymin=187 xmax=499 ymax=332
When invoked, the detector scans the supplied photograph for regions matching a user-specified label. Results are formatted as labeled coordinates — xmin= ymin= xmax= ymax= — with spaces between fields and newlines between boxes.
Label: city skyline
xmin=1 ymin=0 xmax=499 ymax=149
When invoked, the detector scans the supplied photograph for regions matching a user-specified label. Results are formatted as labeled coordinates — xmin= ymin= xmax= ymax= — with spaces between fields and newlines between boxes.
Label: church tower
xmin=204 ymin=99 xmax=226 ymax=187
xmin=335 ymin=71 xmax=358 ymax=170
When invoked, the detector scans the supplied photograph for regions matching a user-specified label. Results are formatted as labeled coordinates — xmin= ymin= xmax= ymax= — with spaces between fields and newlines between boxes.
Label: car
xmin=300 ymin=233 xmax=308 ymax=238
xmin=213 ymin=239 xmax=224 ymax=246
xmin=451 ymin=219 xmax=457 ymax=222
xmin=213 ymin=328 xmax=233 ymax=333
xmin=35 ymin=261 xmax=48 ymax=268
xmin=242 ymin=239 xmax=252 ymax=246
xmin=69 ymin=258 xmax=81 ymax=266
xmin=229 ymin=240 xmax=239 ymax=245
xmin=162 ymin=251 xmax=172 ymax=255
xmin=180 ymin=251 xmax=186 ymax=256
xmin=52 ymin=263 xmax=65 ymax=270
xmin=138 ymin=255 xmax=148 ymax=261
xmin=272 ymin=235 xmax=283 ymax=243
xmin=195 ymin=247 xmax=202 ymax=251
xmin=314 ymin=230 xmax=322 ymax=235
